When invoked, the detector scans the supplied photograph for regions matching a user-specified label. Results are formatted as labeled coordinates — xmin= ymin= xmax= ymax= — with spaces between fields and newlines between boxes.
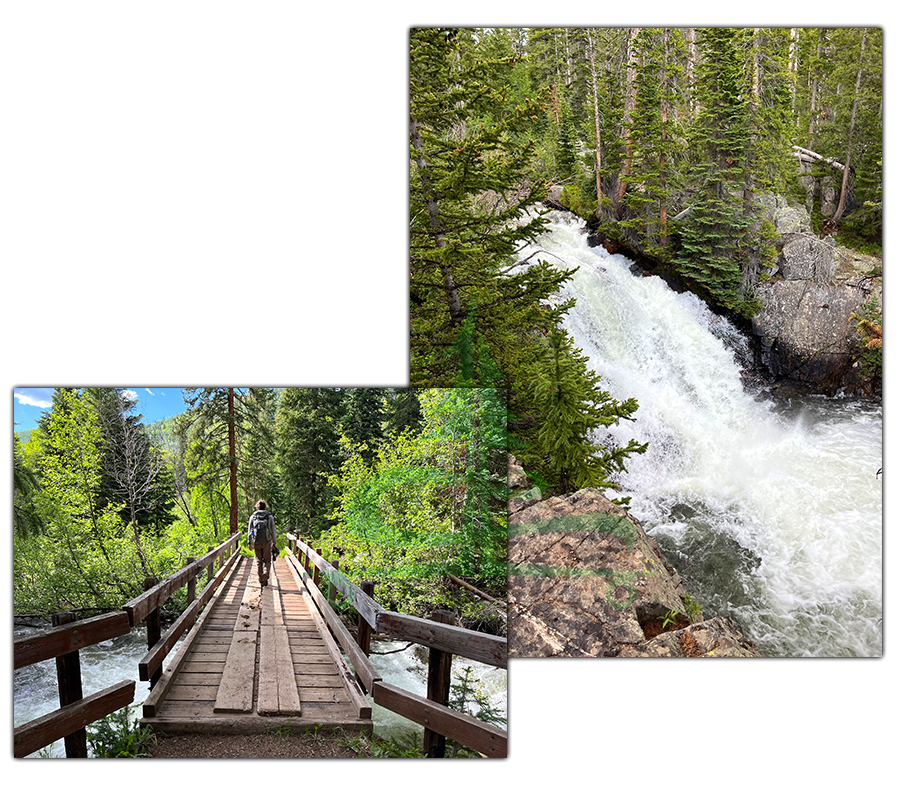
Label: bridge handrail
xmin=13 ymin=531 xmax=242 ymax=757
xmin=123 ymin=532 xmax=240 ymax=625
xmin=138 ymin=547 xmax=243 ymax=682
xmin=283 ymin=546 xmax=507 ymax=758
xmin=14 ymin=611 xmax=132 ymax=670
xmin=286 ymin=533 xmax=507 ymax=668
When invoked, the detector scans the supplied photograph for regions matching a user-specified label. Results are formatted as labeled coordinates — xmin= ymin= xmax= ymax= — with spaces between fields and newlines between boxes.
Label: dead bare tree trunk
xmin=833 ymin=30 xmax=867 ymax=226
xmin=615 ymin=27 xmax=639 ymax=218
xmin=586 ymin=29 xmax=604 ymax=219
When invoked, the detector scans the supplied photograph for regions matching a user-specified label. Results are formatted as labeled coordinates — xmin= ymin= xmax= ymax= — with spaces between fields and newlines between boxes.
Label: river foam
xmin=524 ymin=211 xmax=883 ymax=657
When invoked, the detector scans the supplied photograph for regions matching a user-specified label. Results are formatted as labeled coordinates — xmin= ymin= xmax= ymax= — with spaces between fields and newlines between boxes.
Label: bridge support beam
xmin=424 ymin=609 xmax=454 ymax=758
xmin=52 ymin=611 xmax=87 ymax=758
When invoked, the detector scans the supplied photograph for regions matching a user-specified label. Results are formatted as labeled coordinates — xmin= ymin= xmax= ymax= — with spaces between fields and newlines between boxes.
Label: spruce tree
xmin=342 ymin=388 xmax=386 ymax=464
xmin=674 ymin=27 xmax=757 ymax=316
xmin=621 ymin=27 xmax=687 ymax=255
xmin=409 ymin=27 xmax=575 ymax=393
xmin=521 ymin=329 xmax=646 ymax=498
xmin=275 ymin=388 xmax=344 ymax=537
xmin=383 ymin=388 xmax=424 ymax=437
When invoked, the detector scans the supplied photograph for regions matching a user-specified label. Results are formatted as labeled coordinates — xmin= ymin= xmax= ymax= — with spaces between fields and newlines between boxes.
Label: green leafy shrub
xmin=86 ymin=706 xmax=156 ymax=757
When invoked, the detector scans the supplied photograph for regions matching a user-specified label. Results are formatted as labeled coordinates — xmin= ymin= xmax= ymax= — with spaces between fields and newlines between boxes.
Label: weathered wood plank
xmin=258 ymin=625 xmax=302 ymax=716
xmin=167 ymin=684 xmax=219 ymax=702
xmin=285 ymin=554 xmax=381 ymax=695
xmin=142 ymin=555 xmax=243 ymax=717
xmin=372 ymin=681 xmax=507 ymax=758
xmin=137 ymin=545 xmax=243 ymax=681
xmin=377 ymin=611 xmax=507 ymax=668
xmin=14 ymin=612 xmax=132 ymax=670
xmin=14 ymin=681 xmax=135 ymax=758
xmin=296 ymin=674 xmax=346 ymax=688
xmin=213 ymin=630 xmax=257 ymax=714
xmin=298 ymin=587 xmax=371 ymax=719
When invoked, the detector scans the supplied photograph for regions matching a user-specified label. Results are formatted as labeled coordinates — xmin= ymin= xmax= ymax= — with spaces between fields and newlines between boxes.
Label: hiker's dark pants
xmin=254 ymin=541 xmax=272 ymax=583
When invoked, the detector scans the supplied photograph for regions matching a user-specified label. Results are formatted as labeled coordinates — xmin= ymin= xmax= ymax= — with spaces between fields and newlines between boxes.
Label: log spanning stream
xmin=523 ymin=211 xmax=882 ymax=657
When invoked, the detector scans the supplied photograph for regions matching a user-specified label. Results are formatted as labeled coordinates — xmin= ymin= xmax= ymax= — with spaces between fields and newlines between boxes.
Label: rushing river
xmin=13 ymin=624 xmax=506 ymax=758
xmin=524 ymin=210 xmax=883 ymax=657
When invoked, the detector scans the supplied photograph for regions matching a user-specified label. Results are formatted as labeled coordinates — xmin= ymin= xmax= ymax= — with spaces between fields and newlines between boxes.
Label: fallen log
xmin=793 ymin=145 xmax=847 ymax=173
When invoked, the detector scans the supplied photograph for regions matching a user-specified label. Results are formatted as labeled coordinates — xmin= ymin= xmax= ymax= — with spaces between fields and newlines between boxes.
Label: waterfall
xmin=525 ymin=211 xmax=883 ymax=657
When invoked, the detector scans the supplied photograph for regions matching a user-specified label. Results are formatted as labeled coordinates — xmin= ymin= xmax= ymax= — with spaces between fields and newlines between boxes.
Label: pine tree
xmin=554 ymin=92 xmax=579 ymax=180
xmin=674 ymin=27 xmax=758 ymax=316
xmin=521 ymin=329 xmax=646 ymax=498
xmin=409 ymin=27 xmax=575 ymax=392
xmin=383 ymin=388 xmax=424 ymax=437
xmin=621 ymin=27 xmax=687 ymax=254
xmin=342 ymin=388 xmax=386 ymax=464
xmin=275 ymin=388 xmax=344 ymax=537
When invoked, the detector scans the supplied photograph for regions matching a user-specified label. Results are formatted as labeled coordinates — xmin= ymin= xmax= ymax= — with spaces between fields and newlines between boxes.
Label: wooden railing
xmin=14 ymin=529 xmax=508 ymax=758
xmin=12 ymin=532 xmax=242 ymax=758
xmin=285 ymin=533 xmax=508 ymax=758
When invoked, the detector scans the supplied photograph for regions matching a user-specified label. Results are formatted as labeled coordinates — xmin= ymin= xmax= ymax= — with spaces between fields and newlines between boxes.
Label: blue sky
xmin=13 ymin=387 xmax=189 ymax=433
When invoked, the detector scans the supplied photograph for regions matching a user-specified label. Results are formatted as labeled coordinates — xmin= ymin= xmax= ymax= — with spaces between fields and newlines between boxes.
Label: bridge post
xmin=357 ymin=581 xmax=375 ymax=656
xmin=52 ymin=611 xmax=88 ymax=758
xmin=328 ymin=560 xmax=340 ymax=604
xmin=314 ymin=549 xmax=323 ymax=589
xmin=424 ymin=609 xmax=455 ymax=758
xmin=187 ymin=557 xmax=196 ymax=604
xmin=207 ymin=546 xmax=214 ymax=584
xmin=144 ymin=576 xmax=162 ymax=687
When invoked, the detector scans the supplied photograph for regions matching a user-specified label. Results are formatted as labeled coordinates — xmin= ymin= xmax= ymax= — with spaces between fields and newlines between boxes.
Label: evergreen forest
xmin=410 ymin=26 xmax=882 ymax=495
xmin=13 ymin=387 xmax=508 ymax=627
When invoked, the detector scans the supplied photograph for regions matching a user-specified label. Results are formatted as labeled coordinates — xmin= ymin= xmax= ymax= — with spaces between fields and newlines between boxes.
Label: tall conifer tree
xmin=409 ymin=27 xmax=574 ymax=393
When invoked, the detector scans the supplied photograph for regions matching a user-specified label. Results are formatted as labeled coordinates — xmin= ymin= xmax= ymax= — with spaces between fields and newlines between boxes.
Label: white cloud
xmin=145 ymin=388 xmax=154 ymax=395
xmin=123 ymin=390 xmax=138 ymax=401
xmin=14 ymin=390 xmax=52 ymax=408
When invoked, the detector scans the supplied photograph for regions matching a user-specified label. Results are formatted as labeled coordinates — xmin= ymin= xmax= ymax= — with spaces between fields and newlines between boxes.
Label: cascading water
xmin=525 ymin=210 xmax=883 ymax=657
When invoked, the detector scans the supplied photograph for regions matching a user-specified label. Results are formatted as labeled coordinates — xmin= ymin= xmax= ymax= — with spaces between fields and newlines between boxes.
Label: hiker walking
xmin=248 ymin=499 xmax=276 ymax=586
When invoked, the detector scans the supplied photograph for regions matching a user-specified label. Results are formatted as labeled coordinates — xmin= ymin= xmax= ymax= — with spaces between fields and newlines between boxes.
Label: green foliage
xmin=322 ymin=388 xmax=507 ymax=615
xmin=444 ymin=664 xmax=507 ymax=757
xmin=658 ymin=608 xmax=681 ymax=630
xmin=409 ymin=27 xmax=575 ymax=392
xmin=559 ymin=183 xmax=600 ymax=223
xmin=276 ymin=387 xmax=344 ymax=537
xmin=520 ymin=329 xmax=647 ymax=499
xmin=681 ymin=593 xmax=703 ymax=621
xmin=13 ymin=435 xmax=44 ymax=539
xmin=86 ymin=706 xmax=156 ymax=757
xmin=673 ymin=28 xmax=758 ymax=316
xmin=339 ymin=730 xmax=426 ymax=758
xmin=849 ymin=293 xmax=883 ymax=378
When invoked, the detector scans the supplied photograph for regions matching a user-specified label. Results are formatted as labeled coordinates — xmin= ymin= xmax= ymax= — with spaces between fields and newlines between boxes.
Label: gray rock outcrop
xmin=751 ymin=194 xmax=881 ymax=396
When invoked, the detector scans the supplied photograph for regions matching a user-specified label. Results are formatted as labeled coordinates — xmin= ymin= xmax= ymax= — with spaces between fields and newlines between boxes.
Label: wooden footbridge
xmin=14 ymin=532 xmax=508 ymax=758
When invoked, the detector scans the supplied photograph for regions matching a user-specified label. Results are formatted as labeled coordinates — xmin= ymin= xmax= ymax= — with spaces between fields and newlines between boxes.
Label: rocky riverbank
xmin=506 ymin=458 xmax=760 ymax=658
xmin=749 ymin=193 xmax=882 ymax=398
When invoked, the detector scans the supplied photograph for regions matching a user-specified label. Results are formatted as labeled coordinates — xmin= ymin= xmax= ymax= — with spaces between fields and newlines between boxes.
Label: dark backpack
xmin=249 ymin=511 xmax=271 ymax=547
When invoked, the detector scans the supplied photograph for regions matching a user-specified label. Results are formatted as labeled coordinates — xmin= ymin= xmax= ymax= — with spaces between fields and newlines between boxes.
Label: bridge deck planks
xmin=141 ymin=556 xmax=371 ymax=735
